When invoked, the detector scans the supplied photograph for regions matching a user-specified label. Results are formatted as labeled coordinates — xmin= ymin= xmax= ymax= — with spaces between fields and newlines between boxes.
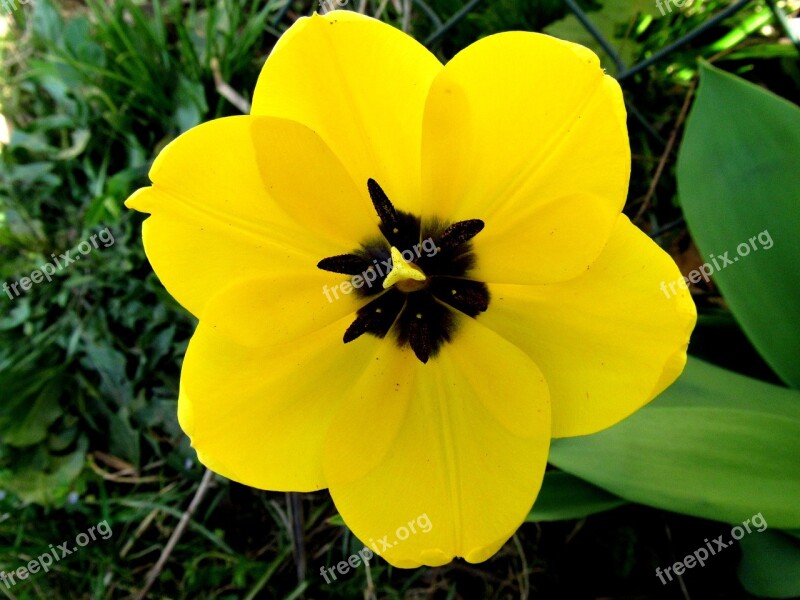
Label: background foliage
xmin=1 ymin=0 xmax=798 ymax=598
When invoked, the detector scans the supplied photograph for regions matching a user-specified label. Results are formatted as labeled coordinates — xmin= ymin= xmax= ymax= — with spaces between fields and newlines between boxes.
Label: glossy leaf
xmin=550 ymin=358 xmax=800 ymax=528
xmin=526 ymin=470 xmax=627 ymax=522
xmin=677 ymin=62 xmax=800 ymax=388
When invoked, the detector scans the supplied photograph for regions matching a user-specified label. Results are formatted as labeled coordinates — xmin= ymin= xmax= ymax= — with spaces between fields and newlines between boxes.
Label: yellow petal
xmin=480 ymin=216 xmax=697 ymax=438
xmin=470 ymin=192 xmax=620 ymax=284
xmin=179 ymin=316 xmax=385 ymax=491
xmin=252 ymin=11 xmax=442 ymax=215
xmin=126 ymin=116 xmax=371 ymax=317
xmin=248 ymin=117 xmax=378 ymax=244
xmin=421 ymin=32 xmax=629 ymax=284
xmin=199 ymin=273 xmax=363 ymax=348
xmin=324 ymin=313 xmax=550 ymax=567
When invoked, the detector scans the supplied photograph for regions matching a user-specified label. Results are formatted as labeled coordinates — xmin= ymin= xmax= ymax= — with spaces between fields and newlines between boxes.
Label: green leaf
xmin=549 ymin=358 xmax=800 ymax=528
xmin=738 ymin=530 xmax=800 ymax=598
xmin=2 ymin=378 xmax=63 ymax=447
xmin=0 ymin=300 xmax=31 ymax=331
xmin=0 ymin=367 xmax=64 ymax=447
xmin=171 ymin=75 xmax=208 ymax=132
xmin=54 ymin=128 xmax=91 ymax=160
xmin=526 ymin=470 xmax=627 ymax=522
xmin=9 ymin=129 xmax=55 ymax=153
xmin=80 ymin=334 xmax=132 ymax=404
xmin=63 ymin=16 xmax=106 ymax=67
xmin=676 ymin=62 xmax=800 ymax=388
xmin=31 ymin=0 xmax=65 ymax=46
xmin=0 ymin=436 xmax=88 ymax=505
xmin=109 ymin=407 xmax=140 ymax=465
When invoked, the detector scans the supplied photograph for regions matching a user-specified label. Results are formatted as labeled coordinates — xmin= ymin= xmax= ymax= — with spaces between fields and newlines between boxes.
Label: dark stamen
xmin=367 ymin=178 xmax=421 ymax=249
xmin=438 ymin=219 xmax=485 ymax=250
xmin=367 ymin=178 xmax=397 ymax=228
xmin=343 ymin=290 xmax=406 ymax=343
xmin=430 ymin=278 xmax=490 ymax=317
xmin=317 ymin=178 xmax=490 ymax=364
xmin=395 ymin=294 xmax=454 ymax=363
xmin=317 ymin=254 xmax=372 ymax=276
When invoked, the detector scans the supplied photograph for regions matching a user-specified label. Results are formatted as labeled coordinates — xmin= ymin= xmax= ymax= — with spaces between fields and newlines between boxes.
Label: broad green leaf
xmin=549 ymin=358 xmax=800 ymax=528
xmin=677 ymin=62 xmax=800 ymax=388
xmin=527 ymin=470 xmax=627 ymax=522
xmin=739 ymin=530 xmax=800 ymax=598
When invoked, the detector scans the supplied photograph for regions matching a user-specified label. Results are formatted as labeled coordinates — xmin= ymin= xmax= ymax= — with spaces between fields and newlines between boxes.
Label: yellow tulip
xmin=126 ymin=10 xmax=696 ymax=567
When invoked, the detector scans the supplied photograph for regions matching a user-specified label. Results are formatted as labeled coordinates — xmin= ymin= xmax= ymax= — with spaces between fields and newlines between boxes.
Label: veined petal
xmin=126 ymin=115 xmax=372 ymax=317
xmin=179 ymin=316 xmax=385 ymax=492
xmin=252 ymin=11 xmax=442 ymax=215
xmin=470 ymin=193 xmax=620 ymax=284
xmin=200 ymin=273 xmax=363 ymax=348
xmin=480 ymin=216 xmax=697 ymax=438
xmin=249 ymin=117 xmax=378 ymax=243
xmin=324 ymin=313 xmax=550 ymax=567
xmin=421 ymin=32 xmax=629 ymax=284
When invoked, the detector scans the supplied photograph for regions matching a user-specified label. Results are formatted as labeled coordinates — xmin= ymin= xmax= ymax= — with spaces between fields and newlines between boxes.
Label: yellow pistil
xmin=382 ymin=246 xmax=427 ymax=291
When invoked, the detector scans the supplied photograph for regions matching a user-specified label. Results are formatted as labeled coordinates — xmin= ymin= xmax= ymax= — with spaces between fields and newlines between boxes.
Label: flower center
xmin=317 ymin=179 xmax=490 ymax=363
